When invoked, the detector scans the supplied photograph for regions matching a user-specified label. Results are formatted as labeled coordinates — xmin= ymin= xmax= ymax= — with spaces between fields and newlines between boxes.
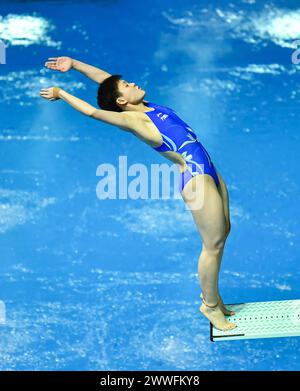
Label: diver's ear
xmin=116 ymin=96 xmax=127 ymax=105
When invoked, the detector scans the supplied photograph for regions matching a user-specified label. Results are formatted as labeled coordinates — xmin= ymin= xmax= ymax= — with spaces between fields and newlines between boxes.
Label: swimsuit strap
xmin=145 ymin=101 xmax=176 ymax=113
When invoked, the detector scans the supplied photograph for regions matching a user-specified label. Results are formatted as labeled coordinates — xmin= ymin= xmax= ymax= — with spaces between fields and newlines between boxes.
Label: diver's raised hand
xmin=45 ymin=56 xmax=73 ymax=72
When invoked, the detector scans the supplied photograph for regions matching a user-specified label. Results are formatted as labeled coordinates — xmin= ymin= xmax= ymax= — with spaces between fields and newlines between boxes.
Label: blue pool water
xmin=0 ymin=0 xmax=300 ymax=370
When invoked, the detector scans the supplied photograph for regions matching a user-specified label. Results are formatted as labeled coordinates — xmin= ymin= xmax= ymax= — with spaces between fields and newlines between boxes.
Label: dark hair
xmin=97 ymin=74 xmax=123 ymax=112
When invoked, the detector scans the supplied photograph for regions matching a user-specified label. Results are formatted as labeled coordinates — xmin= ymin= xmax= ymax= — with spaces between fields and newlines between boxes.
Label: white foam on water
xmin=0 ymin=13 xmax=60 ymax=47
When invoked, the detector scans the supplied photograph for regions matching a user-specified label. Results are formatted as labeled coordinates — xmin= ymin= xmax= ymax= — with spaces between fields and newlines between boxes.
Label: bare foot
xmin=199 ymin=302 xmax=237 ymax=331
xmin=200 ymin=292 xmax=235 ymax=316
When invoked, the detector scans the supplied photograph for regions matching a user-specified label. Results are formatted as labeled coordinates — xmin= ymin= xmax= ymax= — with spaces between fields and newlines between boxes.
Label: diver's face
xmin=116 ymin=79 xmax=146 ymax=107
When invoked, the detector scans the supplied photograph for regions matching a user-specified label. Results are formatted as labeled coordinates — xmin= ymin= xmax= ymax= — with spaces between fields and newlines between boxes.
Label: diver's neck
xmin=124 ymin=101 xmax=152 ymax=113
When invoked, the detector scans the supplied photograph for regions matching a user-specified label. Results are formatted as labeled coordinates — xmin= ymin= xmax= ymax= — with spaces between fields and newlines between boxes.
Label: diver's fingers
xmin=45 ymin=62 xmax=58 ymax=68
xmin=48 ymin=57 xmax=58 ymax=61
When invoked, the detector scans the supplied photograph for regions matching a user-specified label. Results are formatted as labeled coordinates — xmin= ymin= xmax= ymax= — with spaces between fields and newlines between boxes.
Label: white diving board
xmin=210 ymin=299 xmax=300 ymax=342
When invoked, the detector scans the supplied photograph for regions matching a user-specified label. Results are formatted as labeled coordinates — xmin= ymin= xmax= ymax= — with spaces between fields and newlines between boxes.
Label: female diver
xmin=40 ymin=57 xmax=236 ymax=331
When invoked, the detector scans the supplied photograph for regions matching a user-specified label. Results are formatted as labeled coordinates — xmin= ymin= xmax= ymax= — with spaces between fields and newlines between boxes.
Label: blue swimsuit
xmin=144 ymin=101 xmax=220 ymax=193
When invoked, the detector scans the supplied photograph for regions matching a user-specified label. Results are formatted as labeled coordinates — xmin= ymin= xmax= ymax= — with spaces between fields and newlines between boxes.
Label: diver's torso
xmin=125 ymin=101 xmax=212 ymax=172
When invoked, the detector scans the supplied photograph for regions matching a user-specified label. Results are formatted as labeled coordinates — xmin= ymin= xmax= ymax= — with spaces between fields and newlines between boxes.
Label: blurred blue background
xmin=0 ymin=0 xmax=299 ymax=370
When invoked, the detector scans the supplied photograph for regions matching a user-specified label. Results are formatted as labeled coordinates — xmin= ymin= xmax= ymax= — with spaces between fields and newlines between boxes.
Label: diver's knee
xmin=202 ymin=239 xmax=226 ymax=255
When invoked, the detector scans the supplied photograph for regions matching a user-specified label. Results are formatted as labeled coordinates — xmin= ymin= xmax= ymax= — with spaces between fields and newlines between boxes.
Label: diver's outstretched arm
xmin=39 ymin=86 xmax=132 ymax=130
xmin=72 ymin=59 xmax=112 ymax=83
xmin=45 ymin=57 xmax=111 ymax=84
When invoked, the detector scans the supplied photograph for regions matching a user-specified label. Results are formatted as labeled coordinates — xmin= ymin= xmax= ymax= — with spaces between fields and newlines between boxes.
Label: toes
xmin=216 ymin=323 xmax=236 ymax=331
xmin=227 ymin=323 xmax=237 ymax=330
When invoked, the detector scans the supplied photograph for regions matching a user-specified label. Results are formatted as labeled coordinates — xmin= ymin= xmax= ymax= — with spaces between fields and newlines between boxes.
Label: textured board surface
xmin=211 ymin=299 xmax=300 ymax=342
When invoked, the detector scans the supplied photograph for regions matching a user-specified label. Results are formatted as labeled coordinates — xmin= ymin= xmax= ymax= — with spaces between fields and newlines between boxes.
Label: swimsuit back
xmin=143 ymin=101 xmax=220 ymax=191
xmin=144 ymin=101 xmax=201 ymax=153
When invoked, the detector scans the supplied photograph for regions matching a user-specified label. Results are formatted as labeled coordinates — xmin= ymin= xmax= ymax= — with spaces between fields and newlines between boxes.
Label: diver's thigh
xmin=216 ymin=171 xmax=230 ymax=227
xmin=182 ymin=174 xmax=226 ymax=249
